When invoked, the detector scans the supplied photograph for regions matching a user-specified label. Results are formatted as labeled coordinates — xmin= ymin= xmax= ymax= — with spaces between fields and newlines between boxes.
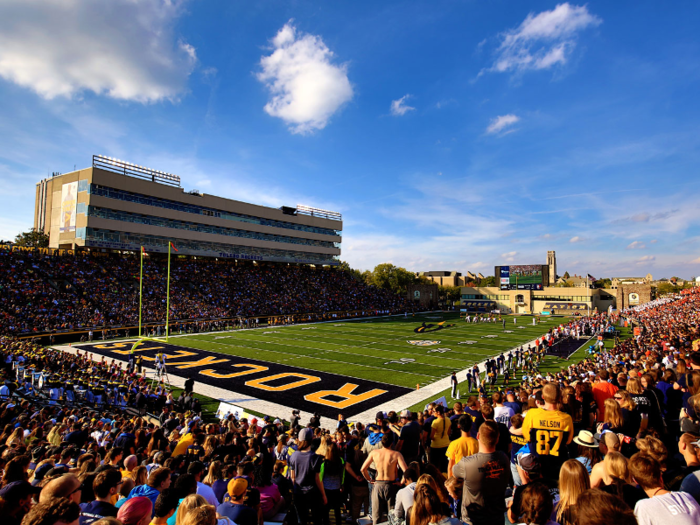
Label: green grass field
xmin=168 ymin=312 xmax=567 ymax=390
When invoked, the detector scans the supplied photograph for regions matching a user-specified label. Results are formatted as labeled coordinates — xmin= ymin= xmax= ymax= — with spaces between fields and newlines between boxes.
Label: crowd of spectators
xmin=1 ymin=254 xmax=700 ymax=524
xmin=0 ymin=249 xmax=413 ymax=335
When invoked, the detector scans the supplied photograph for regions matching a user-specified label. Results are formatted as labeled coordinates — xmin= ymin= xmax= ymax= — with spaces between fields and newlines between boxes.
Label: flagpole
xmin=139 ymin=247 xmax=144 ymax=338
xmin=166 ymin=242 xmax=171 ymax=342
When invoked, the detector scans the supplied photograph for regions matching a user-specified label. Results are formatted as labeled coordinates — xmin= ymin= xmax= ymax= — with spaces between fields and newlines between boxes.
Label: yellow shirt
xmin=445 ymin=436 xmax=478 ymax=464
xmin=430 ymin=417 xmax=451 ymax=449
xmin=173 ymin=432 xmax=195 ymax=456
xmin=522 ymin=408 xmax=574 ymax=458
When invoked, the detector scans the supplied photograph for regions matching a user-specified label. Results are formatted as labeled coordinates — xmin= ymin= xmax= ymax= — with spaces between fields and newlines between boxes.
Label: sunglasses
xmin=614 ymin=396 xmax=622 ymax=400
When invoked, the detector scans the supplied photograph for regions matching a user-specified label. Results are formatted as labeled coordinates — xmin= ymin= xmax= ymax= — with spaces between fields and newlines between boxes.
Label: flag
xmin=587 ymin=273 xmax=596 ymax=281
xmin=170 ymin=242 xmax=178 ymax=252
xmin=141 ymin=246 xmax=146 ymax=254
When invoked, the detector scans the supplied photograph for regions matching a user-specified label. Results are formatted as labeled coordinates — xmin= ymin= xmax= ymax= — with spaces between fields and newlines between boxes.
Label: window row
xmin=88 ymin=207 xmax=340 ymax=249
xmin=88 ymin=184 xmax=341 ymax=237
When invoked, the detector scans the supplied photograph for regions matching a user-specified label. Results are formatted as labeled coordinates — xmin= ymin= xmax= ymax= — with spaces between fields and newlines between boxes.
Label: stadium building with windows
xmin=34 ymin=155 xmax=342 ymax=265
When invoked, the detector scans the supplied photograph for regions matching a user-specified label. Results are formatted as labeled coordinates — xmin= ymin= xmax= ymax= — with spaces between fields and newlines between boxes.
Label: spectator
xmin=507 ymin=482 xmax=554 ymax=525
xmin=216 ymin=480 xmax=257 ymax=525
xmin=151 ymin=489 xmax=180 ymax=525
xmin=453 ymin=421 xmax=511 ymax=525
xmin=574 ymin=489 xmax=637 ymax=525
xmin=22 ymin=497 xmax=81 ymax=525
xmin=186 ymin=462 xmax=218 ymax=507
xmin=391 ymin=465 xmax=419 ymax=525
xmin=289 ymin=428 xmax=326 ymax=525
xmin=117 ymin=496 xmax=153 ymax=525
xmin=630 ymin=452 xmax=700 ymax=524
xmin=40 ymin=474 xmax=83 ymax=505
xmin=445 ymin=415 xmax=477 ymax=478
xmin=554 ymin=459 xmax=590 ymax=525
xmin=120 ymin=468 xmax=171 ymax=511
xmin=409 ymin=484 xmax=460 ymax=525
xmin=0 ymin=480 xmax=40 ymax=525
xmin=79 ymin=469 xmax=122 ymax=525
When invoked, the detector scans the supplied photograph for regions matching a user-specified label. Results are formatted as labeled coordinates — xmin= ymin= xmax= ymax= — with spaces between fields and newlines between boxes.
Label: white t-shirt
xmin=197 ymin=481 xmax=220 ymax=506
xmin=494 ymin=406 xmax=515 ymax=427
xmin=634 ymin=491 xmax=700 ymax=525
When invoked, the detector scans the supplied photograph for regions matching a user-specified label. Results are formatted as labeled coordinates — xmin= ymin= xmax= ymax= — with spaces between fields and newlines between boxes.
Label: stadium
xmin=1 ymin=154 xmax=697 ymax=525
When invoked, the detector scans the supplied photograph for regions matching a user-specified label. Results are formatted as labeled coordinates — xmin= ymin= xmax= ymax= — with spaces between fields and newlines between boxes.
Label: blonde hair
xmin=175 ymin=494 xmax=208 ymax=525
xmin=556 ymin=459 xmax=590 ymax=523
xmin=603 ymin=398 xmax=623 ymax=429
xmin=636 ymin=436 xmax=668 ymax=466
xmin=416 ymin=474 xmax=441 ymax=497
xmin=5 ymin=428 xmax=25 ymax=447
xmin=605 ymin=451 xmax=630 ymax=482
xmin=316 ymin=435 xmax=334 ymax=458
xmin=626 ymin=377 xmax=643 ymax=395
xmin=180 ymin=505 xmax=217 ymax=525
xmin=616 ymin=391 xmax=636 ymax=411
xmin=202 ymin=461 xmax=221 ymax=487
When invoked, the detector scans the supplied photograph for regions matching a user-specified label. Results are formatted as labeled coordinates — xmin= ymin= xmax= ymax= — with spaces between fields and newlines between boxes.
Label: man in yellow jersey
xmin=522 ymin=383 xmax=573 ymax=480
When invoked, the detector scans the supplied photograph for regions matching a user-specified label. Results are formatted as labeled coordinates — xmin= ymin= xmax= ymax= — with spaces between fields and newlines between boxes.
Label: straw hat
xmin=573 ymin=430 xmax=599 ymax=448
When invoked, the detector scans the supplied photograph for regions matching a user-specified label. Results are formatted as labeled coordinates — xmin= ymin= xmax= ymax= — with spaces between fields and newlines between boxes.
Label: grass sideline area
xmin=408 ymin=324 xmax=635 ymax=413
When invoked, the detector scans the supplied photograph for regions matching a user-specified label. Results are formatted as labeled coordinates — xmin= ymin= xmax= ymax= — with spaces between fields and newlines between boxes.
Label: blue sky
xmin=1 ymin=1 xmax=699 ymax=278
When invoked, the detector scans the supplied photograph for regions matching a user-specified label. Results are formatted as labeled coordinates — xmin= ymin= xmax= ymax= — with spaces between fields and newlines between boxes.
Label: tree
xmin=367 ymin=263 xmax=421 ymax=295
xmin=478 ymin=276 xmax=497 ymax=287
xmin=337 ymin=260 xmax=364 ymax=282
xmin=563 ymin=271 xmax=570 ymax=279
xmin=438 ymin=285 xmax=461 ymax=305
xmin=14 ymin=228 xmax=49 ymax=248
xmin=593 ymin=278 xmax=612 ymax=289
xmin=558 ymin=280 xmax=575 ymax=287
xmin=656 ymin=282 xmax=678 ymax=296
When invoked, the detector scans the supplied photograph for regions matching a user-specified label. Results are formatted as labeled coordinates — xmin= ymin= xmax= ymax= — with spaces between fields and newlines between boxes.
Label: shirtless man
xmin=361 ymin=433 xmax=408 ymax=524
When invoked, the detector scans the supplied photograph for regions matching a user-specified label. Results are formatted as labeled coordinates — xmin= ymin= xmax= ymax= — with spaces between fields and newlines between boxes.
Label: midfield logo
xmin=407 ymin=340 xmax=440 ymax=346
xmin=458 ymin=341 xmax=477 ymax=345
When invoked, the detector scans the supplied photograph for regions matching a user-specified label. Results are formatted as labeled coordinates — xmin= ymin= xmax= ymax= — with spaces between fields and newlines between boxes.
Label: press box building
xmin=34 ymin=155 xmax=342 ymax=266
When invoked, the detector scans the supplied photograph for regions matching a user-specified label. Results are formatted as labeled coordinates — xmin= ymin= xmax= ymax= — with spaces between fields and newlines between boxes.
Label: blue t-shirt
xmin=288 ymin=450 xmax=322 ymax=493
xmin=217 ymin=503 xmax=257 ymax=525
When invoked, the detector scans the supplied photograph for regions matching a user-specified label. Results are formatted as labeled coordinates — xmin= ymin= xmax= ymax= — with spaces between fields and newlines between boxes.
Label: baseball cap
xmin=228 ymin=478 xmax=248 ymax=498
xmin=273 ymin=419 xmax=281 ymax=425
xmin=516 ymin=453 xmax=541 ymax=473
xmin=298 ymin=427 xmax=314 ymax=442
xmin=0 ymin=481 xmax=41 ymax=498
xmin=400 ymin=410 xmax=411 ymax=418
xmin=375 ymin=411 xmax=385 ymax=421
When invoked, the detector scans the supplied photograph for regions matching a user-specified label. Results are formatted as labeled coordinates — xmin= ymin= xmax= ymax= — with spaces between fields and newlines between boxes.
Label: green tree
xmin=478 ymin=275 xmax=497 ymax=287
xmin=563 ymin=271 xmax=570 ymax=279
xmin=368 ymin=263 xmax=420 ymax=295
xmin=593 ymin=278 xmax=612 ymax=289
xmin=337 ymin=260 xmax=364 ymax=282
xmin=438 ymin=285 xmax=462 ymax=305
xmin=656 ymin=282 xmax=678 ymax=296
xmin=14 ymin=228 xmax=49 ymax=248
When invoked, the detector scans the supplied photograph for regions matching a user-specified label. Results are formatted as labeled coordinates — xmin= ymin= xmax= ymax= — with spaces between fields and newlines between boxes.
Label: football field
xmin=171 ymin=312 xmax=564 ymax=387
xmin=76 ymin=312 xmax=577 ymax=420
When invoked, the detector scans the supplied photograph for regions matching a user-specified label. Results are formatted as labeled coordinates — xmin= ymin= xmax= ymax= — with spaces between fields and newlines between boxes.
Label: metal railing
xmin=93 ymin=155 xmax=181 ymax=187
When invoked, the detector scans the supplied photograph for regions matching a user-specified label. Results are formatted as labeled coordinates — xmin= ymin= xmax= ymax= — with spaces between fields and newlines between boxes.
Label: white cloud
xmin=636 ymin=255 xmax=655 ymax=264
xmin=626 ymin=241 xmax=646 ymax=250
xmin=569 ymin=236 xmax=583 ymax=243
xmin=691 ymin=256 xmax=700 ymax=264
xmin=486 ymin=3 xmax=601 ymax=75
xmin=0 ymin=0 xmax=196 ymax=102
xmin=390 ymin=95 xmax=415 ymax=116
xmin=486 ymin=114 xmax=520 ymax=135
xmin=650 ymin=239 xmax=658 ymax=244
xmin=501 ymin=251 xmax=518 ymax=262
xmin=257 ymin=21 xmax=353 ymax=134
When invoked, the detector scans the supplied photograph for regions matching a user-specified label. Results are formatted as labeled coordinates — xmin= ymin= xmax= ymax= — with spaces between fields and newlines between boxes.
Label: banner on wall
xmin=60 ymin=182 xmax=78 ymax=233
